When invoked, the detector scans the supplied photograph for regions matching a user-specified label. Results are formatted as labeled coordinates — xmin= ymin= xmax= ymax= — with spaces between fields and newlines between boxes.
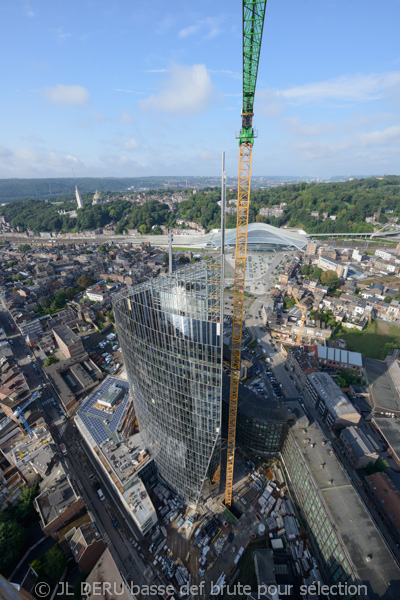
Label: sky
xmin=1 ymin=0 xmax=400 ymax=179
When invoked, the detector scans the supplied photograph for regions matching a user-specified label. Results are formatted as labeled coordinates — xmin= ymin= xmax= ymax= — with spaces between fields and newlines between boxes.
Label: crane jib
xmin=239 ymin=0 xmax=267 ymax=145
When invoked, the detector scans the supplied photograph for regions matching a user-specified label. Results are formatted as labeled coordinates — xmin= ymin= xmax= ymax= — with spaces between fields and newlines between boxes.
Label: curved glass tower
xmin=113 ymin=261 xmax=223 ymax=505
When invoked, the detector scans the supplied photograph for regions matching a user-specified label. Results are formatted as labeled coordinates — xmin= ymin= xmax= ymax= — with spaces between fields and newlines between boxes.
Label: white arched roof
xmin=210 ymin=222 xmax=308 ymax=251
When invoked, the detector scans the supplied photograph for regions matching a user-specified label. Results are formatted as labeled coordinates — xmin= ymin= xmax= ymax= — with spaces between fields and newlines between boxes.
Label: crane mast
xmin=225 ymin=0 xmax=267 ymax=507
xmin=291 ymin=289 xmax=307 ymax=344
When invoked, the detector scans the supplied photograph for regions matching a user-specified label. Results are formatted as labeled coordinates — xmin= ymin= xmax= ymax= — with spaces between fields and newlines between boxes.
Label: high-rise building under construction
xmin=113 ymin=261 xmax=223 ymax=505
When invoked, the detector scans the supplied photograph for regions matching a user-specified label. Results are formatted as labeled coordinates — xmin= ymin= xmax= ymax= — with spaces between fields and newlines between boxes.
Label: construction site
xmin=139 ymin=454 xmax=323 ymax=599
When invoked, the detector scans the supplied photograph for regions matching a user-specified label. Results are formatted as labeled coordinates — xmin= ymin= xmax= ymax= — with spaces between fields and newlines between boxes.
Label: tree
xmin=283 ymin=295 xmax=296 ymax=310
xmin=39 ymin=296 xmax=51 ymax=309
xmin=320 ymin=270 xmax=339 ymax=290
xmin=311 ymin=266 xmax=322 ymax=280
xmin=43 ymin=546 xmax=67 ymax=583
xmin=301 ymin=264 xmax=312 ymax=277
xmin=14 ymin=485 xmax=39 ymax=522
xmin=365 ymin=457 xmax=389 ymax=475
xmin=43 ymin=356 xmax=59 ymax=368
xmin=384 ymin=295 xmax=393 ymax=304
xmin=0 ymin=520 xmax=26 ymax=571
xmin=18 ymin=244 xmax=31 ymax=252
xmin=52 ymin=290 xmax=67 ymax=309
xmin=163 ymin=253 xmax=169 ymax=263
xmin=77 ymin=274 xmax=94 ymax=289
xmin=66 ymin=287 xmax=76 ymax=300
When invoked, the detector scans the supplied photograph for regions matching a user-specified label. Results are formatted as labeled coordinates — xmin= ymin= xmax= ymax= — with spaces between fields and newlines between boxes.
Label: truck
xmin=60 ymin=443 xmax=67 ymax=456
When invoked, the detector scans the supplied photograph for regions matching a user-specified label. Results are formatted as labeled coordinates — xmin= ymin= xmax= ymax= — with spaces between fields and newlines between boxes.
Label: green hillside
xmin=1 ymin=176 xmax=399 ymax=235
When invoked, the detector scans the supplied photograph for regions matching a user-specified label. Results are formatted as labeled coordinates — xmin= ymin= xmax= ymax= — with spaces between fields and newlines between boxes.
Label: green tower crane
xmin=225 ymin=0 xmax=268 ymax=507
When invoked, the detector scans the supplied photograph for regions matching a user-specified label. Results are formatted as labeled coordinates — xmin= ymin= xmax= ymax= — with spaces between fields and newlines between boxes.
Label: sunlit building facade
xmin=113 ymin=261 xmax=223 ymax=505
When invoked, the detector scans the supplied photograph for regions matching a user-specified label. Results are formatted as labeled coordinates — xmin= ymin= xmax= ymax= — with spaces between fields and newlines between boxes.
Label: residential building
xmin=305 ymin=372 xmax=361 ymax=429
xmin=52 ymin=325 xmax=86 ymax=360
xmin=375 ymin=249 xmax=393 ymax=262
xmin=85 ymin=549 xmax=136 ymax=600
xmin=312 ymin=345 xmax=363 ymax=373
xmin=286 ymin=346 xmax=319 ymax=387
xmin=35 ymin=464 xmax=85 ymax=540
xmin=113 ymin=261 xmax=223 ymax=506
xmin=66 ymin=520 xmax=106 ymax=573
xmin=306 ymin=241 xmax=318 ymax=257
xmin=45 ymin=356 xmax=102 ymax=414
xmin=318 ymin=255 xmax=348 ymax=279
xmin=365 ymin=472 xmax=400 ymax=545
xmin=338 ymin=426 xmax=379 ymax=469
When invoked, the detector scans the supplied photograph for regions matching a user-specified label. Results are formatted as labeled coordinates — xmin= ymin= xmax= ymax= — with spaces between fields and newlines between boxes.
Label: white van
xmin=97 ymin=489 xmax=105 ymax=501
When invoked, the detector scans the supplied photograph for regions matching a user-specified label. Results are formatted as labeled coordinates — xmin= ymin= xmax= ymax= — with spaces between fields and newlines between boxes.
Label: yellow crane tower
xmin=225 ymin=0 xmax=268 ymax=507
xmin=291 ymin=290 xmax=307 ymax=344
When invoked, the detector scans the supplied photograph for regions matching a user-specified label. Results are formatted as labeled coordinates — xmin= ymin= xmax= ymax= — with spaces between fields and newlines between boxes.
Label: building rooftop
xmin=85 ymin=548 xmax=132 ymax=600
xmin=68 ymin=521 xmax=103 ymax=561
xmin=52 ymin=324 xmax=80 ymax=346
xmin=290 ymin=421 xmax=400 ymax=599
xmin=45 ymin=357 xmax=101 ymax=408
xmin=372 ymin=416 xmax=400 ymax=461
xmin=122 ymin=476 xmax=155 ymax=529
xmin=76 ymin=377 xmax=131 ymax=448
xmin=365 ymin=357 xmax=400 ymax=415
xmin=222 ymin=375 xmax=287 ymax=424
xmin=366 ymin=472 xmax=400 ymax=532
xmin=307 ymin=372 xmax=357 ymax=419
xmin=2 ymin=423 xmax=55 ymax=474
xmin=35 ymin=464 xmax=81 ymax=526
xmin=340 ymin=426 xmax=377 ymax=459
xmin=316 ymin=345 xmax=363 ymax=368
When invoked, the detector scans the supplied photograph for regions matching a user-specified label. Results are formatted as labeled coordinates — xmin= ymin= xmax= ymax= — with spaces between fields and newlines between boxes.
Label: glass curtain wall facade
xmin=113 ymin=260 xmax=223 ymax=506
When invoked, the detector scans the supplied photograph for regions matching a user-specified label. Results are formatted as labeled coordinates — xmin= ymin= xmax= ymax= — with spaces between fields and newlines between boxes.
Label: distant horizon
xmin=1 ymin=173 xmax=399 ymax=181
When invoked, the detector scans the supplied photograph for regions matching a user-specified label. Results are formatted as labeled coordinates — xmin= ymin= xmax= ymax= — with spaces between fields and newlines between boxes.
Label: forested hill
xmin=0 ymin=177 xmax=188 ymax=203
xmin=248 ymin=175 xmax=400 ymax=234
xmin=1 ymin=176 xmax=399 ymax=235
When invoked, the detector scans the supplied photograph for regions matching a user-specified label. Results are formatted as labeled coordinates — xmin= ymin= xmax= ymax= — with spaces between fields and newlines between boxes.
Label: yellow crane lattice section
xmin=225 ymin=142 xmax=253 ymax=506
xmin=291 ymin=289 xmax=307 ymax=344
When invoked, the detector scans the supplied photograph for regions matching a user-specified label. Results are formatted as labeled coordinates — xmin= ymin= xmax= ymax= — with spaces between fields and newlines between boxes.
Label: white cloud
xmin=0 ymin=146 xmax=85 ymax=177
xmin=43 ymin=84 xmax=90 ymax=106
xmin=123 ymin=138 xmax=139 ymax=151
xmin=139 ymin=63 xmax=213 ymax=114
xmin=145 ymin=69 xmax=168 ymax=73
xmin=178 ymin=17 xmax=222 ymax=40
xmin=357 ymin=125 xmax=400 ymax=147
xmin=114 ymin=88 xmax=146 ymax=95
xmin=289 ymin=124 xmax=400 ymax=164
xmin=179 ymin=24 xmax=200 ymax=38
xmin=23 ymin=1 xmax=34 ymax=18
xmin=283 ymin=116 xmax=333 ymax=137
xmin=278 ymin=71 xmax=400 ymax=105
xmin=209 ymin=69 xmax=241 ymax=80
